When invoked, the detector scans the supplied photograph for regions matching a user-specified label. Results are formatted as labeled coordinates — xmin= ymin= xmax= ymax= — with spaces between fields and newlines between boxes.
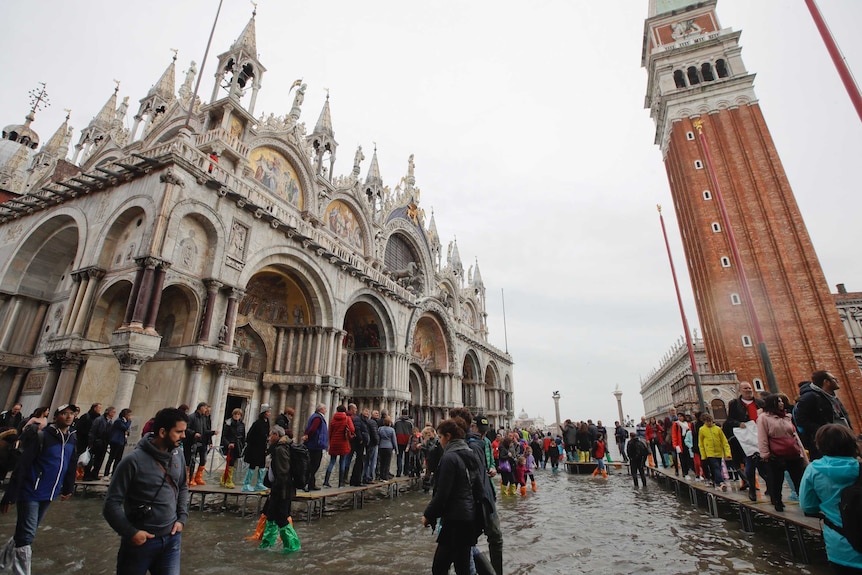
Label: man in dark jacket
xmin=561 ymin=420 xmax=578 ymax=462
xmin=274 ymin=406 xmax=294 ymax=435
xmin=75 ymin=403 xmax=101 ymax=459
xmin=347 ymin=405 xmax=370 ymax=486
xmin=393 ymin=409 xmax=414 ymax=477
xmin=84 ymin=405 xmax=115 ymax=480
xmin=0 ymin=404 xmax=77 ymax=574
xmin=795 ymin=370 xmax=852 ymax=459
xmin=103 ymin=407 xmax=189 ymax=575
xmin=0 ymin=404 xmax=22 ymax=431
xmin=723 ymin=382 xmax=765 ymax=500
xmin=363 ymin=409 xmax=380 ymax=484
xmin=187 ymin=402 xmax=217 ymax=486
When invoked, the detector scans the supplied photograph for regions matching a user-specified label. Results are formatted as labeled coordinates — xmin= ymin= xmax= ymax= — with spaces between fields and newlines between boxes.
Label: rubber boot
xmin=193 ymin=467 xmax=206 ymax=486
xmin=323 ymin=470 xmax=332 ymax=488
xmin=602 ymin=469 xmax=608 ymax=478
xmin=531 ymin=480 xmax=537 ymax=493
xmin=242 ymin=468 xmax=257 ymax=492
xmin=591 ymin=468 xmax=599 ymax=477
xmin=519 ymin=485 xmax=527 ymax=497
xmin=244 ymin=514 xmax=268 ymax=541
xmin=254 ymin=468 xmax=268 ymax=491
xmin=224 ymin=466 xmax=236 ymax=489
xmin=259 ymin=520 xmax=279 ymax=549
xmin=11 ymin=544 xmax=30 ymax=575
xmin=188 ymin=464 xmax=199 ymax=486
xmin=279 ymin=520 xmax=301 ymax=554
xmin=220 ymin=466 xmax=229 ymax=488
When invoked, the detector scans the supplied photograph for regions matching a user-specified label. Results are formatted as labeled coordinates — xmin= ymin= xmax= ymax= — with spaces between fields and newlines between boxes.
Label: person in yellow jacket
xmin=698 ymin=413 xmax=732 ymax=491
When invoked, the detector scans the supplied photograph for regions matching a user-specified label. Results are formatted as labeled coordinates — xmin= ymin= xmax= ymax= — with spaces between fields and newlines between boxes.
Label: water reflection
xmin=0 ymin=470 xmax=830 ymax=574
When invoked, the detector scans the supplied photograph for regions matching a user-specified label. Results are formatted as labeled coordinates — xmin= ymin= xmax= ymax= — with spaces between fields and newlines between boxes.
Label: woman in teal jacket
xmin=799 ymin=423 xmax=862 ymax=572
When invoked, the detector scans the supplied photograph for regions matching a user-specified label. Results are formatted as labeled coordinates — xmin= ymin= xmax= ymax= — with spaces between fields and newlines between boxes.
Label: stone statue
xmin=407 ymin=154 xmax=415 ymax=179
xmin=292 ymin=83 xmax=306 ymax=109
xmin=218 ymin=324 xmax=228 ymax=345
xmin=353 ymin=145 xmax=364 ymax=176
xmin=179 ymin=61 xmax=197 ymax=103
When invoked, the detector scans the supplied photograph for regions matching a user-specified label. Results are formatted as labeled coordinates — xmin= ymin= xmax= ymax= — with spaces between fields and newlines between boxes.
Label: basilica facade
xmin=0 ymin=13 xmax=514 ymax=438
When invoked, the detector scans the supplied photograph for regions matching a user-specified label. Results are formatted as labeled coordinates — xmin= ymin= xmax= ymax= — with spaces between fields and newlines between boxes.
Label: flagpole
xmin=692 ymin=119 xmax=779 ymax=394
xmin=657 ymin=205 xmax=705 ymax=412
xmin=805 ymin=0 xmax=862 ymax=123
xmin=184 ymin=0 xmax=224 ymax=129
xmin=501 ymin=288 xmax=509 ymax=354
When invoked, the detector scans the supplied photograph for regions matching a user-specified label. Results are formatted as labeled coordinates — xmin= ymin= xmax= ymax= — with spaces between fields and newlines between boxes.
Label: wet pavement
xmin=0 ymin=467 xmax=831 ymax=574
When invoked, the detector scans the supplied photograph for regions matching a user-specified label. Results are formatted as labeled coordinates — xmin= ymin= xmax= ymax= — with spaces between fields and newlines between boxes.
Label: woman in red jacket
xmin=645 ymin=417 xmax=665 ymax=468
xmin=323 ymin=404 xmax=355 ymax=488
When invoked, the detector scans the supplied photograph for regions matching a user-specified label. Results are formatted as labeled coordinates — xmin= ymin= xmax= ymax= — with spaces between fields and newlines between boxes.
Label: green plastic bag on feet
xmin=279 ymin=523 xmax=301 ymax=553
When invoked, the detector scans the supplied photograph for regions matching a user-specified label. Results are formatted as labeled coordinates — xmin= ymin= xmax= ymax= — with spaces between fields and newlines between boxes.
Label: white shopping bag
xmin=733 ymin=424 xmax=759 ymax=457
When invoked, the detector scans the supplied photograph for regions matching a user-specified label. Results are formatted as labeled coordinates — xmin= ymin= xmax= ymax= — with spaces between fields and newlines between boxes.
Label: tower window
xmin=711 ymin=222 xmax=721 ymax=232
xmin=742 ymin=335 xmax=753 ymax=347
xmin=716 ymin=59 xmax=729 ymax=78
xmin=701 ymin=63 xmax=715 ymax=82
xmin=694 ymin=160 xmax=704 ymax=169
xmin=687 ymin=66 xmax=701 ymax=85
xmin=753 ymin=378 xmax=764 ymax=391
xmin=720 ymin=257 xmax=731 ymax=268
xmin=686 ymin=131 xmax=695 ymax=141
xmin=703 ymin=190 xmax=712 ymax=200
xmin=674 ymin=70 xmax=687 ymax=89
xmin=730 ymin=293 xmax=741 ymax=305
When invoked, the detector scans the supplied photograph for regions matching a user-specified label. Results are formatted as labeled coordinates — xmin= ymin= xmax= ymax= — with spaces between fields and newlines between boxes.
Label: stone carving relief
xmin=227 ymin=219 xmax=249 ymax=271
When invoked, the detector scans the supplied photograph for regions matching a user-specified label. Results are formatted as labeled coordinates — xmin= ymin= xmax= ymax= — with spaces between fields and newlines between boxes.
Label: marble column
xmin=50 ymin=353 xmax=84 ymax=411
xmin=186 ymin=360 xmax=208 ymax=407
xmin=222 ymin=288 xmax=243 ymax=349
xmin=4 ymin=369 xmax=26 ymax=410
xmin=72 ymin=268 xmax=106 ymax=336
xmin=294 ymin=330 xmax=305 ymax=373
xmin=122 ymin=265 xmax=145 ymax=326
xmin=284 ymin=329 xmax=295 ymax=372
xmin=209 ymin=364 xmax=231 ymax=436
xmin=294 ymin=386 xmax=305 ymax=436
xmin=197 ymin=280 xmax=223 ymax=344
xmin=0 ymin=296 xmax=22 ymax=350
xmin=144 ymin=263 xmax=170 ymax=331
xmin=274 ymin=328 xmax=284 ymax=373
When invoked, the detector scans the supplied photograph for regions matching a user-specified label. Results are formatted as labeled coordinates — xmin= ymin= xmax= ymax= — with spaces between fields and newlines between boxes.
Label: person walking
xmin=0 ymin=404 xmax=77 ymax=574
xmin=724 ymin=382 xmax=765 ymax=498
xmin=104 ymin=409 xmax=133 ymax=477
xmin=377 ymin=415 xmax=397 ymax=481
xmin=85 ymin=406 xmax=116 ymax=480
xmin=258 ymin=425 xmax=300 ymax=553
xmin=243 ymin=405 xmax=271 ymax=492
xmin=187 ymin=403 xmax=216 ymax=487
xmin=795 ymin=371 xmax=853 ymax=460
xmin=103 ymin=407 xmax=190 ymax=575
xmin=757 ymin=394 xmax=808 ymax=512
xmin=324 ymin=404 xmax=354 ymax=488
xmin=698 ymin=413 xmax=731 ymax=491
xmin=626 ymin=432 xmax=649 ymax=488
xmin=614 ymin=421 xmax=628 ymax=463
xmin=394 ymin=409 xmax=414 ymax=477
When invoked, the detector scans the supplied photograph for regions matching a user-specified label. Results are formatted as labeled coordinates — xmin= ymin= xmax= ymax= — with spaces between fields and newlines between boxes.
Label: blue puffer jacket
xmin=800 ymin=456 xmax=862 ymax=568
xmin=3 ymin=424 xmax=76 ymax=503
xmin=304 ymin=412 xmax=329 ymax=451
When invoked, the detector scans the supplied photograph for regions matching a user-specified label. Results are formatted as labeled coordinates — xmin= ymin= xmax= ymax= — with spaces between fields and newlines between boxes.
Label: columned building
xmin=642 ymin=0 xmax=862 ymax=426
xmin=0 ymin=11 xmax=514 ymax=437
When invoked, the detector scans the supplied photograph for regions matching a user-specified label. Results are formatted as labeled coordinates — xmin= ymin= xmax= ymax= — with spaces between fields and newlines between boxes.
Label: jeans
xmin=396 ymin=444 xmax=407 ymax=476
xmin=364 ymin=445 xmax=379 ymax=482
xmin=117 ymin=532 xmax=182 ymax=575
xmin=14 ymin=500 xmax=51 ymax=547
xmin=705 ymin=457 xmax=725 ymax=485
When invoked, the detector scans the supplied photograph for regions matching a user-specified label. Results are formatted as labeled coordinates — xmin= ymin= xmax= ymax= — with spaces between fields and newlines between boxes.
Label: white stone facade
xmin=0 ymin=14 xmax=514 ymax=436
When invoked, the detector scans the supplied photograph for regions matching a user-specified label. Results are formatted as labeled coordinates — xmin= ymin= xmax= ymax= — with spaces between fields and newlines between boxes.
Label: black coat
xmin=244 ymin=415 xmax=270 ymax=468
xmin=351 ymin=414 xmax=370 ymax=449
xmin=795 ymin=382 xmax=852 ymax=457
xmin=423 ymin=440 xmax=479 ymax=526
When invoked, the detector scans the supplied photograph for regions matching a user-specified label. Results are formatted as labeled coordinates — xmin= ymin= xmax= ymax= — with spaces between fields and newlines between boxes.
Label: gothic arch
xmin=86 ymin=279 xmax=133 ymax=343
xmin=381 ymin=219 xmax=435 ymax=294
xmin=164 ymin=200 xmax=226 ymax=278
xmin=322 ymin=195 xmax=371 ymax=257
xmin=405 ymin=299 xmax=457 ymax=372
xmin=240 ymin=246 xmax=335 ymax=328
xmin=246 ymin=137 xmax=316 ymax=215
xmin=154 ymin=283 xmax=200 ymax=348
xmin=95 ymin=202 xmax=152 ymax=271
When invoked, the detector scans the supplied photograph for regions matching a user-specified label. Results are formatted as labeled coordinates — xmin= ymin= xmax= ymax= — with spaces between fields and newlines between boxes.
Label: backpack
xmin=820 ymin=465 xmax=862 ymax=553
xmin=454 ymin=449 xmax=486 ymax=540
xmin=289 ymin=441 xmax=309 ymax=487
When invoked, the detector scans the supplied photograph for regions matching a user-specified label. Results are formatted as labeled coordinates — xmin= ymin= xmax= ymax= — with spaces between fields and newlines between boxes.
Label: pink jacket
xmin=756 ymin=411 xmax=807 ymax=461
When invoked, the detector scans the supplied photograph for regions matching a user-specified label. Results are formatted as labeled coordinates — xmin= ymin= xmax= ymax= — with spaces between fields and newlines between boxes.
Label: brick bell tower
xmin=642 ymin=0 xmax=862 ymax=426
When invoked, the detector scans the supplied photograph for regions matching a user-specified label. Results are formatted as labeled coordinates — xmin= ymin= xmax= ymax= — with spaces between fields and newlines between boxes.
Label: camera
xmin=129 ymin=504 xmax=152 ymax=522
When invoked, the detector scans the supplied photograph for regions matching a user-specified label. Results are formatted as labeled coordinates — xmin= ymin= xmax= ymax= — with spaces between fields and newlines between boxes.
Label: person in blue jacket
xmin=104 ymin=408 xmax=133 ymax=477
xmin=799 ymin=423 xmax=862 ymax=572
xmin=0 ymin=404 xmax=77 ymax=574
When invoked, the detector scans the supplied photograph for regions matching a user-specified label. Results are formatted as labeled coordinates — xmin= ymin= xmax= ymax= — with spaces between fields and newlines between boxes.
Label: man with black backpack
xmin=796 ymin=371 xmax=853 ymax=460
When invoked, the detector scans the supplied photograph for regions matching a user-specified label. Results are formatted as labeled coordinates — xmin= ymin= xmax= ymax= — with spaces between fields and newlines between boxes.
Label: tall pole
xmin=552 ymin=391 xmax=561 ymax=436
xmin=612 ymin=385 xmax=625 ymax=425
xmin=805 ymin=0 xmax=862 ymax=123
xmin=692 ymin=120 xmax=779 ymax=394
xmin=657 ymin=205 xmax=706 ymax=412
xmin=184 ymin=0 xmax=224 ymax=129
xmin=501 ymin=288 xmax=508 ymax=354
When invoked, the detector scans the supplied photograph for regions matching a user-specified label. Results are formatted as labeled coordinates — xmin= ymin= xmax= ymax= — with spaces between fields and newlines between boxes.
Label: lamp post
xmin=552 ymin=390 xmax=561 ymax=436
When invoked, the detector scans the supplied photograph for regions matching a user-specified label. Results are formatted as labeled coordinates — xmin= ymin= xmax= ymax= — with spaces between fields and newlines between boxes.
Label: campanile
xmin=642 ymin=0 xmax=862 ymax=425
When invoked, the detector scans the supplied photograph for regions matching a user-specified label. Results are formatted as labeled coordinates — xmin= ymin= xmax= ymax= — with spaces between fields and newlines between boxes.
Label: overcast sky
xmin=1 ymin=1 xmax=861 ymax=428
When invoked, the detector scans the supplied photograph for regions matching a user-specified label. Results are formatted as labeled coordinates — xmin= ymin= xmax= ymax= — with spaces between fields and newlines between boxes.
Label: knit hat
xmin=271 ymin=425 xmax=285 ymax=437
xmin=260 ymin=404 xmax=271 ymax=414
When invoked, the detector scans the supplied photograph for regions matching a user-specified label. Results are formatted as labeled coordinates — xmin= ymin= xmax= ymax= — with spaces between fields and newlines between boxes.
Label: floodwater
xmin=0 ymin=466 xmax=831 ymax=574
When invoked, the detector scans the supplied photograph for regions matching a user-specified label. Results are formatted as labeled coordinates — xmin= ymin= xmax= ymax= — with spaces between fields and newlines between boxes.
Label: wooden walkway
xmin=645 ymin=464 xmax=824 ymax=563
xmin=74 ymin=476 xmax=420 ymax=521
xmin=563 ymin=460 xmax=629 ymax=475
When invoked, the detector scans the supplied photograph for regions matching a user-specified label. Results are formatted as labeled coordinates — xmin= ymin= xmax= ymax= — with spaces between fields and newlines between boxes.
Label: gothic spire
xmin=313 ymin=93 xmax=334 ymax=138
xmin=147 ymin=52 xmax=177 ymax=101
xmin=231 ymin=10 xmax=258 ymax=56
xmin=40 ymin=110 xmax=72 ymax=158
xmin=365 ymin=145 xmax=382 ymax=187
xmin=92 ymin=83 xmax=120 ymax=129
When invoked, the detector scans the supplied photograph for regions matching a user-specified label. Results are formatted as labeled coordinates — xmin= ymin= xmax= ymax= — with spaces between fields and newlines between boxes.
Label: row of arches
xmin=673 ymin=58 xmax=730 ymax=89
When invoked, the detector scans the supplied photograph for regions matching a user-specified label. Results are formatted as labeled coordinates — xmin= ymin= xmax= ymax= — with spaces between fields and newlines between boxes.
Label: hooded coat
xmin=328 ymin=411 xmax=354 ymax=456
